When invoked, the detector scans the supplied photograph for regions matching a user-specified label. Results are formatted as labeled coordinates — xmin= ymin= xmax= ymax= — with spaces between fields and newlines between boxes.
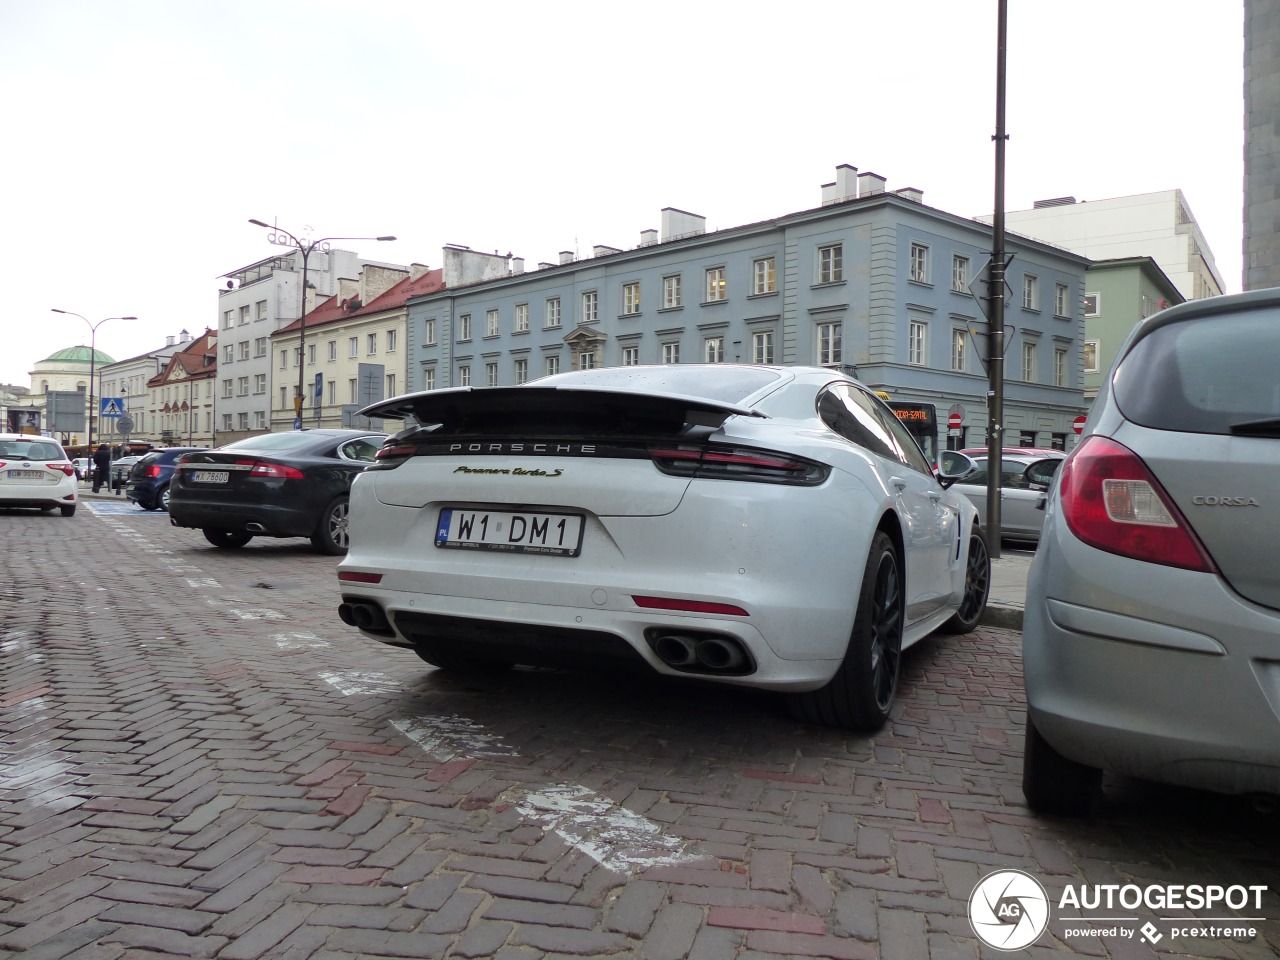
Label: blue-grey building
xmin=406 ymin=165 xmax=1090 ymax=452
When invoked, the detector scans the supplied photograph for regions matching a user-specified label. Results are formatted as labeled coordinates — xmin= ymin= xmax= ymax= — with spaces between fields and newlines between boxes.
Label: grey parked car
xmin=1023 ymin=288 xmax=1280 ymax=816
xmin=949 ymin=452 xmax=1063 ymax=543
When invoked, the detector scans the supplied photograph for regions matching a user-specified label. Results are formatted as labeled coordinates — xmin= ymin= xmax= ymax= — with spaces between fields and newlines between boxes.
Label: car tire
xmin=140 ymin=499 xmax=158 ymax=511
xmin=60 ymin=505 xmax=76 ymax=517
xmin=203 ymin=528 xmax=253 ymax=549
xmin=311 ymin=496 xmax=350 ymax=555
xmin=939 ymin=525 xmax=990 ymax=634
xmin=412 ymin=641 xmax=513 ymax=674
xmin=1022 ymin=715 xmax=1103 ymax=817
xmin=158 ymin=486 xmax=172 ymax=512
xmin=787 ymin=530 xmax=903 ymax=732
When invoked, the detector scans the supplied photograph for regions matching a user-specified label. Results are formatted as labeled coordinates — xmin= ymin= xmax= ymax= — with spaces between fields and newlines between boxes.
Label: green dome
xmin=41 ymin=345 xmax=115 ymax=365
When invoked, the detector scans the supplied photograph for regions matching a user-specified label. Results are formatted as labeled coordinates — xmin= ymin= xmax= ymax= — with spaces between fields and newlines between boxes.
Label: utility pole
xmin=986 ymin=0 xmax=1009 ymax=560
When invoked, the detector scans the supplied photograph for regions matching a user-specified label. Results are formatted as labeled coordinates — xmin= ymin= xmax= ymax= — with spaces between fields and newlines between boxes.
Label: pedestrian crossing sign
xmin=100 ymin=397 xmax=124 ymax=417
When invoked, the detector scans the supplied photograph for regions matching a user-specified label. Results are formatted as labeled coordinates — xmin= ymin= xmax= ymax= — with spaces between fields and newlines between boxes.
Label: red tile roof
xmin=273 ymin=268 xmax=446 ymax=336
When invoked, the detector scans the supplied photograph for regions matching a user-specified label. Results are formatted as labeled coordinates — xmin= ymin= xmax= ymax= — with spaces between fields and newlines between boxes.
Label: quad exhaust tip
xmin=338 ymin=600 xmax=393 ymax=635
xmin=649 ymin=632 xmax=751 ymax=675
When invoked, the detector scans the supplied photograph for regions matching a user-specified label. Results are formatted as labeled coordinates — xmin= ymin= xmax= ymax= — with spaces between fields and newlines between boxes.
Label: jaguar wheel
xmin=203 ymin=528 xmax=253 ymax=549
xmin=311 ymin=496 xmax=350 ymax=555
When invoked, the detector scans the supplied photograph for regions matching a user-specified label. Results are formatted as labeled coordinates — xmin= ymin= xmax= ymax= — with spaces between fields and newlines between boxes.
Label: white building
xmin=979 ymin=191 xmax=1224 ymax=301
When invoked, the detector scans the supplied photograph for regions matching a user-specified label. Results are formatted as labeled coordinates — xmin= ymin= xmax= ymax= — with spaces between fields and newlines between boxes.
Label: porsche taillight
xmin=1057 ymin=436 xmax=1214 ymax=572
xmin=648 ymin=444 xmax=829 ymax=485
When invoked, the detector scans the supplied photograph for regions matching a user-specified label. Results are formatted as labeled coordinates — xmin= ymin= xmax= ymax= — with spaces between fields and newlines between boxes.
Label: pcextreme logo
xmin=968 ymin=870 xmax=1269 ymax=951
xmin=968 ymin=870 xmax=1050 ymax=950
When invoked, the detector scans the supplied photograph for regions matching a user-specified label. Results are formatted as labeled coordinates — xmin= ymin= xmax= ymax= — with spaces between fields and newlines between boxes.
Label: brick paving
xmin=0 ymin=502 xmax=1277 ymax=959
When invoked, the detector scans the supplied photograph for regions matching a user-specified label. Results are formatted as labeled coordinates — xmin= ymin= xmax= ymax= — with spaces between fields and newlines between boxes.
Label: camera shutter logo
xmin=969 ymin=869 xmax=1050 ymax=950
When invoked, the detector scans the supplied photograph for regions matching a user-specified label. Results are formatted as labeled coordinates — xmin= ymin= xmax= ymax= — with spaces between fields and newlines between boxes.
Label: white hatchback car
xmin=0 ymin=434 xmax=78 ymax=516
xmin=337 ymin=365 xmax=989 ymax=731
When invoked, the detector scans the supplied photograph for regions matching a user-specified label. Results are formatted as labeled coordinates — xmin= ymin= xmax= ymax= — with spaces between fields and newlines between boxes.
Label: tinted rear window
xmin=0 ymin=440 xmax=63 ymax=460
xmin=1113 ymin=307 xmax=1280 ymax=434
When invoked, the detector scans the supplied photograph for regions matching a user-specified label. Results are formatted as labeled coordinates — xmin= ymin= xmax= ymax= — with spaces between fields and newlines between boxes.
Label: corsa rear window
xmin=1113 ymin=307 xmax=1280 ymax=435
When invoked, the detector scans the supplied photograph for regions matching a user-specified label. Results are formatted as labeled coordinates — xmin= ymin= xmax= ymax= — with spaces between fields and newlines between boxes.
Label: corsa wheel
xmin=788 ymin=530 xmax=903 ymax=731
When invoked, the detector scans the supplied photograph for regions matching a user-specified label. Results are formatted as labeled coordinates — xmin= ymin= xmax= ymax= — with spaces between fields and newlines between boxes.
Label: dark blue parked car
xmin=126 ymin=447 xmax=208 ymax=511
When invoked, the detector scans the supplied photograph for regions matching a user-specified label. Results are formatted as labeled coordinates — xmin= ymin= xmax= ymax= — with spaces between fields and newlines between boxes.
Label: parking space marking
xmin=273 ymin=631 xmax=330 ymax=651
xmin=511 ymin=784 xmax=706 ymax=874
xmin=391 ymin=715 xmax=518 ymax=760
xmin=319 ymin=670 xmax=403 ymax=696
xmin=83 ymin=500 xmax=166 ymax=516
xmin=224 ymin=607 xmax=287 ymax=621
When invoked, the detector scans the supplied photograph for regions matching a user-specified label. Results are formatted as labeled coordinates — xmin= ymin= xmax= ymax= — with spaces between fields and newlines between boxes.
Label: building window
xmin=753 ymin=257 xmax=776 ymax=294
xmin=348 ymin=337 xmax=358 ymax=358
xmin=327 ymin=340 xmax=337 ymax=362
xmin=238 ymin=412 xmax=249 ymax=431
xmin=239 ymin=305 xmax=250 ymax=325
xmin=280 ymin=387 xmax=288 ymax=410
xmin=222 ymin=413 xmax=232 ymax=431
xmin=514 ymin=358 xmax=528 ymax=383
xmin=952 ymin=255 xmax=969 ymax=293
xmin=545 ymin=298 xmax=561 ymax=328
xmin=705 ymin=336 xmax=724 ymax=362
xmin=1021 ymin=341 xmax=1037 ymax=381
xmin=1054 ymin=347 xmax=1068 ymax=387
xmin=545 ymin=355 xmax=560 ymax=376
xmin=622 ymin=282 xmax=641 ymax=315
xmin=224 ymin=344 xmax=234 ymax=364
xmin=1055 ymin=283 xmax=1069 ymax=318
xmin=237 ymin=377 xmax=249 ymax=396
xmin=705 ymin=267 xmax=726 ymax=302
xmin=459 ymin=314 xmax=471 ymax=340
xmin=908 ymin=321 xmax=927 ymax=365
xmin=386 ymin=329 xmax=397 ymax=352
xmin=622 ymin=345 xmax=639 ymax=366
xmin=581 ymin=291 xmax=598 ymax=323
xmin=753 ymin=330 xmax=774 ymax=364
xmin=236 ymin=340 xmax=248 ymax=361
xmin=1083 ymin=293 xmax=1100 ymax=317
xmin=254 ymin=374 xmax=266 ymax=394
xmin=425 ymin=319 xmax=437 ymax=344
xmin=307 ymin=343 xmax=316 ymax=365
xmin=424 ymin=369 xmax=436 ymax=390
xmin=817 ymin=322 xmax=842 ymax=366
xmin=254 ymin=411 xmax=266 ymax=430
xmin=952 ymin=329 xmax=967 ymax=372
xmin=662 ymin=341 xmax=680 ymax=364
xmin=1083 ymin=340 xmax=1099 ymax=373
xmin=348 ymin=379 xmax=357 ymax=403
xmin=483 ymin=363 xmax=496 ymax=386
xmin=485 ymin=309 xmax=499 ymax=337
xmin=222 ymin=379 xmax=233 ymax=399
xmin=222 ymin=310 xmax=233 ymax=330
xmin=1023 ymin=275 xmax=1039 ymax=310
xmin=458 ymin=364 xmax=471 ymax=387
xmin=910 ymin=243 xmax=930 ymax=284
xmin=577 ymin=353 xmax=595 ymax=371
xmin=514 ymin=303 xmax=529 ymax=332
xmin=663 ymin=275 xmax=681 ymax=308
xmin=365 ymin=333 xmax=376 ymax=355
xmin=387 ymin=373 xmax=397 ymax=396
xmin=818 ymin=244 xmax=843 ymax=284
xmin=327 ymin=381 xmax=336 ymax=405
xmin=256 ymin=300 xmax=268 ymax=321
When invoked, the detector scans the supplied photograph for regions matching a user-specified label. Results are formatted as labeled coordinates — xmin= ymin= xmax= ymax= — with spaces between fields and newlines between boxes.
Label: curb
xmin=981 ymin=604 xmax=1024 ymax=632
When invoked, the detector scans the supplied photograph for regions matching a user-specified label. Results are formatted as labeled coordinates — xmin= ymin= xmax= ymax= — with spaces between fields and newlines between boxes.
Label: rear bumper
xmin=170 ymin=499 xmax=315 ymax=538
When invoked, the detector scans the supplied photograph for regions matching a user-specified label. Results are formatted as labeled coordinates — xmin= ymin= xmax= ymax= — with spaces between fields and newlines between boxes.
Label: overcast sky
xmin=0 ymin=0 xmax=1245 ymax=387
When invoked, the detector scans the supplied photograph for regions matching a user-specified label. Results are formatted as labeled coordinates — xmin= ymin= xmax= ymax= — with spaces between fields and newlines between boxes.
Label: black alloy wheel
xmin=203 ymin=528 xmax=253 ymax=549
xmin=787 ymin=530 xmax=904 ymax=731
xmin=940 ymin=526 xmax=990 ymax=634
xmin=311 ymin=496 xmax=350 ymax=555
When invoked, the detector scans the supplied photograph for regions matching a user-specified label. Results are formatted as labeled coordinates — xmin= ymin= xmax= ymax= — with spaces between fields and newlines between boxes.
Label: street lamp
xmin=51 ymin=309 xmax=136 ymax=457
xmin=248 ymin=220 xmax=395 ymax=428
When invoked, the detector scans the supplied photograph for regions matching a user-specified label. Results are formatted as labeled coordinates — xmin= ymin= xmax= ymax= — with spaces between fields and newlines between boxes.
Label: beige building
xmin=145 ymin=330 xmax=219 ymax=447
xmin=268 ymin=264 xmax=443 ymax=433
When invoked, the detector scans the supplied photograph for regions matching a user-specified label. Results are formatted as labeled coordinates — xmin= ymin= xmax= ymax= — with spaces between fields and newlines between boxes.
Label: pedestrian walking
xmin=92 ymin=443 xmax=111 ymax=493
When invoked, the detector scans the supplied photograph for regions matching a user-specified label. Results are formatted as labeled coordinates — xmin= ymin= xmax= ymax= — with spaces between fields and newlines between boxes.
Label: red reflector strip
xmin=338 ymin=571 xmax=384 ymax=584
xmin=632 ymin=595 xmax=748 ymax=616
xmin=375 ymin=444 xmax=415 ymax=460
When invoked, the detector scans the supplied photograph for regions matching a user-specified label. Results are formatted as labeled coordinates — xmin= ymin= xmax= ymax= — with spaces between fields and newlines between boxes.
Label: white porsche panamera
xmin=336 ymin=365 xmax=989 ymax=731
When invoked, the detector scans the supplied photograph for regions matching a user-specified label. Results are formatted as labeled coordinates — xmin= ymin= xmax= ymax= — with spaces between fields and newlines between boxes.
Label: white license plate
xmin=436 ymin=508 xmax=584 ymax=557
xmin=193 ymin=470 xmax=229 ymax=484
xmin=8 ymin=470 xmax=44 ymax=480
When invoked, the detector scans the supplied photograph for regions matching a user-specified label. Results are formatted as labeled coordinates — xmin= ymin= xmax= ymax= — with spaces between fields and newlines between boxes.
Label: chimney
xmin=338 ymin=277 xmax=360 ymax=304
xmin=559 ymin=251 xmax=575 ymax=265
xmin=359 ymin=265 xmax=409 ymax=304
xmin=660 ymin=207 xmax=706 ymax=242
xmin=857 ymin=171 xmax=887 ymax=196
xmin=410 ymin=262 xmax=432 ymax=281
xmin=593 ymin=245 xmax=622 ymax=258
xmin=511 ymin=257 xmax=525 ymax=274
xmin=180 ymin=328 xmax=190 ymax=343
xmin=639 ymin=228 xmax=658 ymax=246
xmin=166 ymin=336 xmax=175 ymax=347
xmin=538 ymin=262 xmax=555 ymax=270
xmin=821 ymin=164 xmax=859 ymax=205
xmin=894 ymin=187 xmax=924 ymax=203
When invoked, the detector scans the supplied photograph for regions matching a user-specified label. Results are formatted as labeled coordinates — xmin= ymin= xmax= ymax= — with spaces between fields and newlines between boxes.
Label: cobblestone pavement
xmin=1 ymin=504 xmax=1277 ymax=960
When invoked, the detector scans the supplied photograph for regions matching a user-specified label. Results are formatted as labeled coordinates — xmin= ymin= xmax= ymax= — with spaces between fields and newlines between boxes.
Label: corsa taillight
xmin=1057 ymin=436 xmax=1214 ymax=572
xmin=648 ymin=444 xmax=829 ymax=486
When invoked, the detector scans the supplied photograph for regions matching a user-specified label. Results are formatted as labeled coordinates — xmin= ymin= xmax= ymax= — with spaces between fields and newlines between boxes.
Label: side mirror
xmin=1025 ymin=458 xmax=1064 ymax=489
xmin=936 ymin=451 xmax=978 ymax=489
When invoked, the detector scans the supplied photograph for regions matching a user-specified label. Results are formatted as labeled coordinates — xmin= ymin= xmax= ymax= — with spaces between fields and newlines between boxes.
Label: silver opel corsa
xmin=1023 ymin=288 xmax=1280 ymax=815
